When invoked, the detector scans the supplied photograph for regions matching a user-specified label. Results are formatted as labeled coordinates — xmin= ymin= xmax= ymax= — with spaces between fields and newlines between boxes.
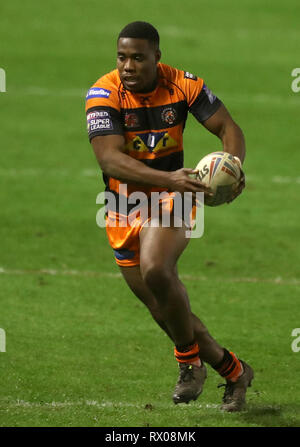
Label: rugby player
xmin=85 ymin=21 xmax=254 ymax=411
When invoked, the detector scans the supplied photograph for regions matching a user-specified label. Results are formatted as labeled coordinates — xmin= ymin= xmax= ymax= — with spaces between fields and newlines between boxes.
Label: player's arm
xmin=185 ymin=76 xmax=245 ymax=165
xmin=91 ymin=135 xmax=212 ymax=196
xmin=186 ymin=75 xmax=245 ymax=202
xmin=202 ymin=104 xmax=246 ymax=202
xmin=202 ymin=104 xmax=246 ymax=164
xmin=91 ymin=134 xmax=169 ymax=186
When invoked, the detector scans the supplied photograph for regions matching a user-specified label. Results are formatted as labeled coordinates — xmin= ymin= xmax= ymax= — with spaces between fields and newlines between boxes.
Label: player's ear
xmin=155 ymin=49 xmax=161 ymax=63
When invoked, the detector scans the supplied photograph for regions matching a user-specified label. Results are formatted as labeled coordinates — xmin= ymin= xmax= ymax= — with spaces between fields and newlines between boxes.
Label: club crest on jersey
xmin=86 ymin=87 xmax=111 ymax=100
xmin=124 ymin=112 xmax=139 ymax=129
xmin=161 ymin=107 xmax=177 ymax=125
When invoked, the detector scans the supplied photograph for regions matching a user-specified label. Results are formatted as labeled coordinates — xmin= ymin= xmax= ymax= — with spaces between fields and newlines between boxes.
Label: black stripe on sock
xmin=212 ymin=348 xmax=233 ymax=371
xmin=175 ymin=340 xmax=197 ymax=353
xmin=175 ymin=351 xmax=200 ymax=361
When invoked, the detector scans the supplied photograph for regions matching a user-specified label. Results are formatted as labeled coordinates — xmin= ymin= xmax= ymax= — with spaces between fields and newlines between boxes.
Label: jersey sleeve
xmin=85 ymin=79 xmax=124 ymax=142
xmin=179 ymin=70 xmax=222 ymax=123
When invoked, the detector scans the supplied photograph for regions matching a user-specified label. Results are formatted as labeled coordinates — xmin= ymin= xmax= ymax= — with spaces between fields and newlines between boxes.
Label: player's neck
xmin=137 ymin=77 xmax=158 ymax=94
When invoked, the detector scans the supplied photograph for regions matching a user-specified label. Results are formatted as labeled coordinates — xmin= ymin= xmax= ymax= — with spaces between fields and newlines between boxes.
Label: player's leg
xmin=120 ymin=264 xmax=224 ymax=366
xmin=139 ymin=223 xmax=193 ymax=348
xmin=175 ymin=270 xmax=224 ymax=365
xmin=113 ymin=217 xmax=253 ymax=409
xmin=184 ymin=268 xmax=254 ymax=412
xmin=119 ymin=265 xmax=173 ymax=339
xmin=139 ymin=221 xmax=254 ymax=408
xmin=139 ymin=222 xmax=208 ymax=403
xmin=120 ymin=260 xmax=253 ymax=409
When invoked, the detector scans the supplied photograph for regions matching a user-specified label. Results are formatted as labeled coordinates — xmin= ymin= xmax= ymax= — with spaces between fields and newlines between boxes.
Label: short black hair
xmin=118 ymin=21 xmax=160 ymax=49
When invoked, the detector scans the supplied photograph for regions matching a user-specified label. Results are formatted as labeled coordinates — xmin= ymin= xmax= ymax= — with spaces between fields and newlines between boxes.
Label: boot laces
xmin=179 ymin=365 xmax=195 ymax=383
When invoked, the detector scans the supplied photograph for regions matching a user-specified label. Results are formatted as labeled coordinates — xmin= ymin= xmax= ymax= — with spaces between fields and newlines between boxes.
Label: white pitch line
xmin=181 ymin=274 xmax=300 ymax=286
xmin=272 ymin=176 xmax=300 ymax=184
xmin=0 ymin=168 xmax=100 ymax=177
xmin=5 ymin=85 xmax=299 ymax=106
xmin=161 ymin=25 xmax=300 ymax=41
xmin=0 ymin=267 xmax=122 ymax=279
xmin=0 ymin=169 xmax=300 ymax=185
xmin=18 ymin=86 xmax=86 ymax=97
xmin=0 ymin=267 xmax=299 ymax=286
xmin=2 ymin=399 xmax=220 ymax=410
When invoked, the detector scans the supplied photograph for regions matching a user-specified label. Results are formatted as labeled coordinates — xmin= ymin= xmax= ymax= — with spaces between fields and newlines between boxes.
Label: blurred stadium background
xmin=0 ymin=0 xmax=299 ymax=427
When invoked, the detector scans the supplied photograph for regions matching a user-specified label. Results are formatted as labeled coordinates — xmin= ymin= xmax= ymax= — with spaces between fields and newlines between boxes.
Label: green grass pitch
xmin=0 ymin=0 xmax=300 ymax=427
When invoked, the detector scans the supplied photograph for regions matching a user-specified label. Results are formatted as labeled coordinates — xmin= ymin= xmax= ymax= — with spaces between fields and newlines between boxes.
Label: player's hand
xmin=168 ymin=168 xmax=213 ymax=201
xmin=226 ymin=158 xmax=245 ymax=204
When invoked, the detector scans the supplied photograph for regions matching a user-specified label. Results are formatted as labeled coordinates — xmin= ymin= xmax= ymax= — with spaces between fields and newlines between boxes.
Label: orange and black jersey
xmin=85 ymin=62 xmax=222 ymax=205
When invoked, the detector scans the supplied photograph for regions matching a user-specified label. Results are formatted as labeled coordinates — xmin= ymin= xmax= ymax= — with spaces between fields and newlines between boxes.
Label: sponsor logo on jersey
xmin=203 ymin=84 xmax=216 ymax=104
xmin=86 ymin=87 xmax=111 ymax=100
xmin=161 ymin=107 xmax=177 ymax=125
xmin=184 ymin=71 xmax=197 ymax=81
xmin=87 ymin=110 xmax=113 ymax=132
xmin=125 ymin=132 xmax=178 ymax=154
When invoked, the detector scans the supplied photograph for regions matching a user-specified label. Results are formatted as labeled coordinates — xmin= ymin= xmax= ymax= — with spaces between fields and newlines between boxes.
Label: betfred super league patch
xmin=87 ymin=110 xmax=113 ymax=133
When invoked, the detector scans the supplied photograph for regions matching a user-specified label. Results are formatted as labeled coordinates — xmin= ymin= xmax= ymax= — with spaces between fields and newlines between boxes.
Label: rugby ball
xmin=195 ymin=151 xmax=241 ymax=206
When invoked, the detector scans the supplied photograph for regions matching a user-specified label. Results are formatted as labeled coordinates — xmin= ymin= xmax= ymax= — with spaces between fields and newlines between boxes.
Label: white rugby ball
xmin=195 ymin=151 xmax=241 ymax=206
